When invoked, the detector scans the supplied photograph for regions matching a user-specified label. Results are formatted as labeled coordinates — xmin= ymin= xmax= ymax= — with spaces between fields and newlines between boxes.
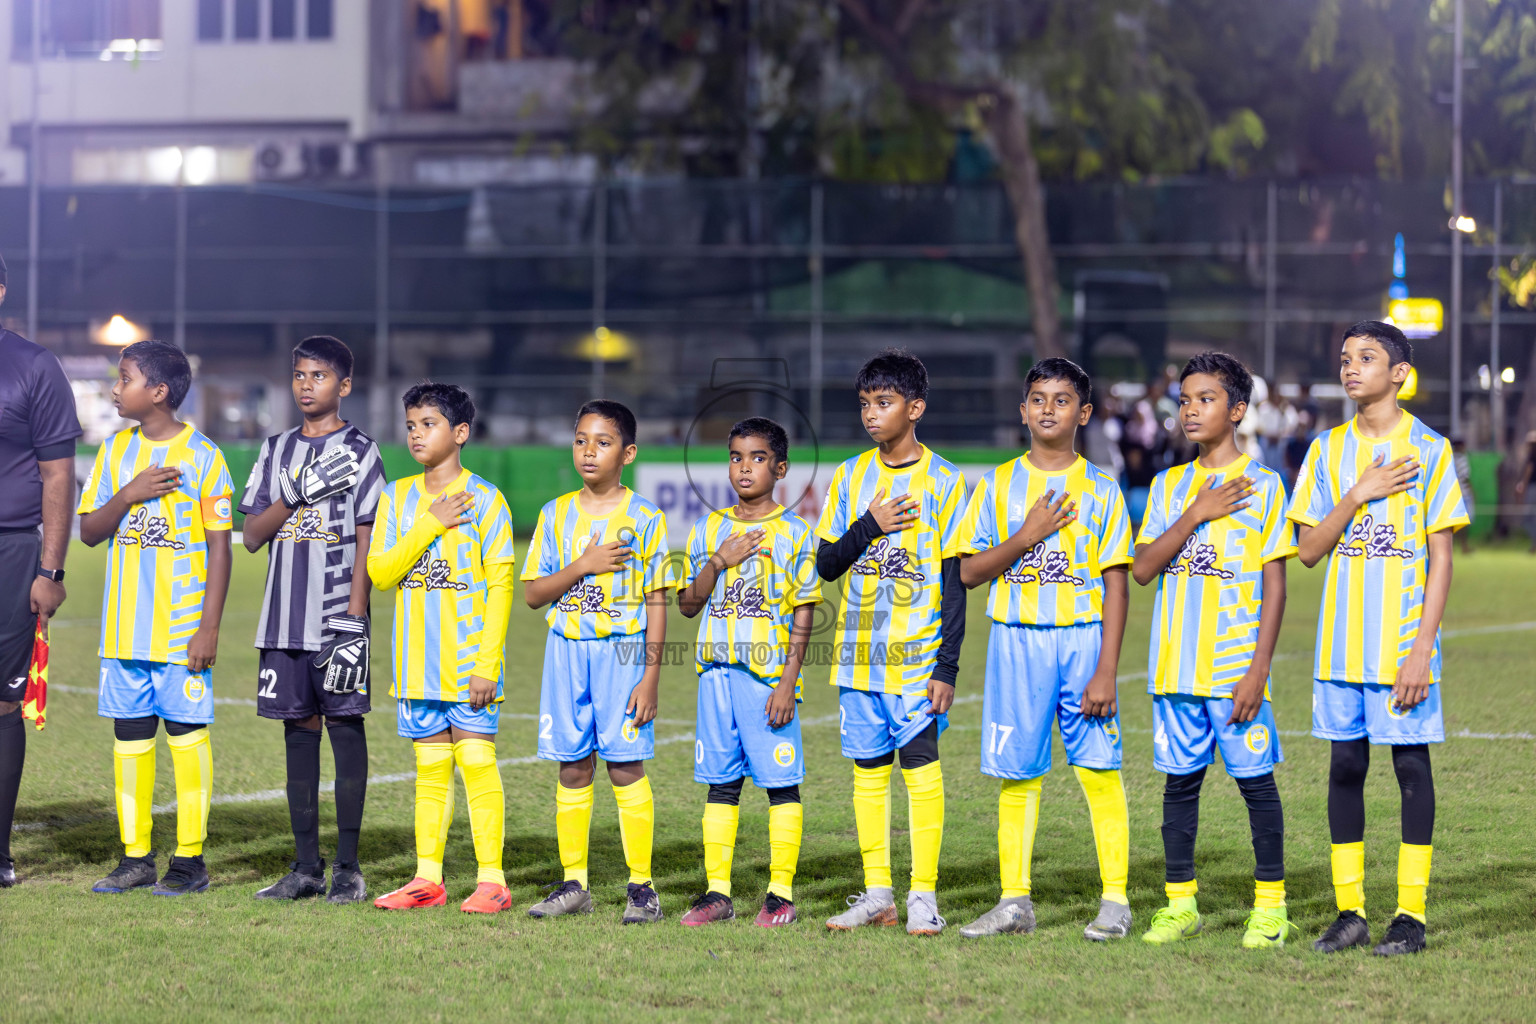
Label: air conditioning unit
xmin=253 ymin=140 xmax=308 ymax=180
xmin=310 ymin=140 xmax=366 ymax=179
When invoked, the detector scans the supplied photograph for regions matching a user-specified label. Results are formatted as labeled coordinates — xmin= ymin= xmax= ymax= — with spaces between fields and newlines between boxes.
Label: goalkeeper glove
xmin=280 ymin=444 xmax=360 ymax=509
xmin=314 ymin=614 xmax=369 ymax=694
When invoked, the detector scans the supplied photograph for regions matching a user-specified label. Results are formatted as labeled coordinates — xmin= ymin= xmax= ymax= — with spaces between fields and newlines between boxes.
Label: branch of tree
xmin=835 ymin=0 xmax=993 ymax=112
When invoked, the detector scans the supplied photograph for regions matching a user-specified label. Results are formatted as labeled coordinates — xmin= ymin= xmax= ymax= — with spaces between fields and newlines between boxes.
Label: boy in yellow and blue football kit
xmin=954 ymin=358 xmax=1134 ymax=942
xmin=816 ymin=349 xmax=965 ymax=936
xmin=522 ymin=400 xmax=673 ymax=924
xmin=1132 ymin=353 xmax=1297 ymax=949
xmin=676 ymin=418 xmax=821 ymax=929
xmin=79 ymin=341 xmax=233 ymax=897
xmin=1289 ymin=322 xmax=1467 ymax=958
xmin=368 ymin=383 xmax=516 ymax=915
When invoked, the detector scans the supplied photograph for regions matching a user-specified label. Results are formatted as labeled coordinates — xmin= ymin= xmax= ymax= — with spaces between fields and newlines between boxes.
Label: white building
xmin=1 ymin=0 xmax=594 ymax=188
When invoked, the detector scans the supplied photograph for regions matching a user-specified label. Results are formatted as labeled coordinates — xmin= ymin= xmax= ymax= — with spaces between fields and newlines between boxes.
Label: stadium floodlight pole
xmin=26 ymin=0 xmax=41 ymax=342
xmin=810 ymin=181 xmax=824 ymax=439
xmin=174 ymin=168 xmax=187 ymax=349
xmin=372 ymin=145 xmax=391 ymax=441
xmin=591 ymin=178 xmax=607 ymax=397
xmin=1264 ymin=180 xmax=1277 ymax=382
xmin=1450 ymin=0 xmax=1464 ymax=438
xmin=1491 ymin=179 xmax=1503 ymax=454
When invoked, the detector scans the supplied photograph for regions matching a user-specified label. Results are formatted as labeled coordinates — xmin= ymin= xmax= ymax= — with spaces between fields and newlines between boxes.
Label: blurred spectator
xmin=1516 ymin=431 xmax=1536 ymax=554
xmin=1085 ymin=393 xmax=1124 ymax=480
xmin=1451 ymin=437 xmax=1474 ymax=555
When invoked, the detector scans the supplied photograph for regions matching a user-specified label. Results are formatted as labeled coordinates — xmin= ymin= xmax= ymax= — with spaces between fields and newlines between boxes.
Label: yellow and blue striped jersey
xmin=1138 ymin=455 xmax=1296 ymax=698
xmin=77 ymin=423 xmax=233 ymax=665
xmin=814 ymin=446 xmax=966 ymax=696
xmin=520 ymin=488 xmax=675 ymax=639
xmin=956 ymin=454 xmax=1132 ymax=626
xmin=1286 ymin=414 xmax=1468 ymax=684
xmin=374 ymin=469 xmax=517 ymax=702
xmin=682 ymin=506 xmax=823 ymax=691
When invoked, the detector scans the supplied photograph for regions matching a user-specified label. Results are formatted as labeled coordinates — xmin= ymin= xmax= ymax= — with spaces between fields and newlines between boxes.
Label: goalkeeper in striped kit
xmin=239 ymin=336 xmax=385 ymax=903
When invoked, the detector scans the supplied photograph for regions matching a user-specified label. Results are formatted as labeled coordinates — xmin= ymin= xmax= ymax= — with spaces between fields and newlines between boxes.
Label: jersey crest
xmin=708 ymin=577 xmax=772 ymax=620
xmin=851 ymin=536 xmax=925 ymax=582
xmin=274 ymin=507 xmax=340 ymax=545
xmin=401 ymin=551 xmax=468 ymax=592
xmin=1165 ymin=534 xmax=1235 ymax=580
xmin=1338 ymin=514 xmax=1413 ymax=560
xmin=118 ymin=507 xmax=186 ymax=550
xmin=1003 ymin=541 xmax=1085 ymax=586
xmin=555 ymin=579 xmax=620 ymax=618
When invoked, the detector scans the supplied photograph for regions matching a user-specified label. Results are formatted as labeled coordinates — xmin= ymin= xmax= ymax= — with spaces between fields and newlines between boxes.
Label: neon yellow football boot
xmin=1141 ymin=897 xmax=1203 ymax=944
xmin=1241 ymin=906 xmax=1297 ymax=948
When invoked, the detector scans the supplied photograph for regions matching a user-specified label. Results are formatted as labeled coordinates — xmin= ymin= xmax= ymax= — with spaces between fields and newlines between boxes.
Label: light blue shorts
xmin=98 ymin=659 xmax=213 ymax=724
xmin=1152 ymin=693 xmax=1283 ymax=778
xmin=694 ymin=663 xmax=804 ymax=789
xmin=981 ymin=622 xmax=1121 ymax=780
xmin=837 ymin=686 xmax=947 ymax=760
xmin=538 ymin=631 xmax=653 ymax=763
xmin=1312 ymin=679 xmax=1444 ymax=744
xmin=396 ymin=697 xmax=500 ymax=739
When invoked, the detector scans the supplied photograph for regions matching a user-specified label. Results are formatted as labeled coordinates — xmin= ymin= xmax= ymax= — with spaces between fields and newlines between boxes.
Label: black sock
xmin=1234 ymin=772 xmax=1285 ymax=882
xmin=284 ymin=722 xmax=323 ymax=872
xmin=0 ymin=710 xmax=24 ymax=866
xmin=326 ymin=716 xmax=368 ymax=867
xmin=1327 ymin=739 xmax=1370 ymax=844
xmin=1392 ymin=744 xmax=1435 ymax=846
xmin=706 ymin=778 xmax=744 ymax=806
xmin=1161 ymin=767 xmax=1206 ymax=884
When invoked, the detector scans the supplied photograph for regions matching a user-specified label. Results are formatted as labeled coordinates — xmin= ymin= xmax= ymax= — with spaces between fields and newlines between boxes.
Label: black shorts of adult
xmin=256 ymin=648 xmax=371 ymax=720
xmin=0 ymin=529 xmax=41 ymax=705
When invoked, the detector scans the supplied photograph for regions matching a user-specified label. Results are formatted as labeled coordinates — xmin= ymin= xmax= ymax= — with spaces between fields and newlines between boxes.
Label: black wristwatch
xmin=36 ymin=568 xmax=65 ymax=583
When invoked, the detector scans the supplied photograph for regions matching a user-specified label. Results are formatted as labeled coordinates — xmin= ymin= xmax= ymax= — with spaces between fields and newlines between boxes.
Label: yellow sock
xmin=613 ymin=776 xmax=655 ymax=884
xmin=702 ymin=801 xmax=739 ymax=896
xmin=454 ymin=739 xmax=505 ymax=886
xmin=767 ymin=802 xmax=802 ymax=901
xmin=412 ymin=743 xmax=455 ymax=885
xmin=1254 ymin=878 xmax=1286 ymax=910
xmin=555 ymin=782 xmax=594 ymax=888
xmin=1166 ymin=879 xmax=1198 ymax=902
xmin=166 ymin=728 xmax=212 ymax=858
xmin=113 ymin=738 xmax=156 ymax=858
xmin=998 ymin=777 xmax=1042 ymax=898
xmin=1331 ymin=841 xmax=1366 ymax=916
xmin=1396 ymin=843 xmax=1432 ymax=923
xmin=1074 ymin=766 xmax=1129 ymax=905
xmin=903 ymin=761 xmax=944 ymax=893
xmin=852 ymin=763 xmax=893 ymax=889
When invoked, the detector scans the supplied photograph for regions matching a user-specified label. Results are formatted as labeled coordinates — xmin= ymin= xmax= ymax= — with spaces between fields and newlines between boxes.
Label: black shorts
xmin=0 ymin=531 xmax=41 ymax=704
xmin=256 ymin=648 xmax=371 ymax=721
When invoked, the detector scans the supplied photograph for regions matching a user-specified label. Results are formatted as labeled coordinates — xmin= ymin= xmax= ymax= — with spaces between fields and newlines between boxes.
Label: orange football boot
xmin=460 ymin=882 xmax=512 ymax=914
xmin=373 ymin=877 xmax=447 ymax=909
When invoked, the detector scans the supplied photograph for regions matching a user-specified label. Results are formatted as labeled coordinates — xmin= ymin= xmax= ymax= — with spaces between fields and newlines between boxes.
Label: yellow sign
xmin=1386 ymin=298 xmax=1443 ymax=340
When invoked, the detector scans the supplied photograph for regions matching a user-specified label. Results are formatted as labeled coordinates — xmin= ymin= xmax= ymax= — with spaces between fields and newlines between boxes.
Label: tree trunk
xmin=980 ymin=91 xmax=1064 ymax=360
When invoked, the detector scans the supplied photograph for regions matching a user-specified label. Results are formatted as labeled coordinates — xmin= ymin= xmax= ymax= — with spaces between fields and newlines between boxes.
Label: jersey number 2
xmin=257 ymin=669 xmax=278 ymax=700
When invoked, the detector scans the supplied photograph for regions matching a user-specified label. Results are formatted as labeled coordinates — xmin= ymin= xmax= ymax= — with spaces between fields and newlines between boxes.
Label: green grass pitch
xmin=4 ymin=543 xmax=1536 ymax=1022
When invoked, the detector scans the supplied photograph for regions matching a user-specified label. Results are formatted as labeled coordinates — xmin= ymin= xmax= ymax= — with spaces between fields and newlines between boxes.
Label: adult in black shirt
xmin=0 ymin=253 xmax=83 ymax=886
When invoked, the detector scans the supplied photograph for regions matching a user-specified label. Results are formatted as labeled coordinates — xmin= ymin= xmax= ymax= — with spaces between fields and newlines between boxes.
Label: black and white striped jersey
xmin=240 ymin=424 xmax=387 ymax=651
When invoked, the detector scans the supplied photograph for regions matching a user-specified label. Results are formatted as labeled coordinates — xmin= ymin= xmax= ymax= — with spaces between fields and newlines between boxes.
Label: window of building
xmin=195 ymin=0 xmax=331 ymax=42
xmin=12 ymin=0 xmax=163 ymax=60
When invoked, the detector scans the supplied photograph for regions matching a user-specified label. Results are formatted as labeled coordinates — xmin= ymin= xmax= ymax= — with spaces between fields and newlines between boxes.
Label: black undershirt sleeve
xmin=815 ymin=509 xmax=883 ymax=581
xmin=932 ymin=556 xmax=964 ymax=687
